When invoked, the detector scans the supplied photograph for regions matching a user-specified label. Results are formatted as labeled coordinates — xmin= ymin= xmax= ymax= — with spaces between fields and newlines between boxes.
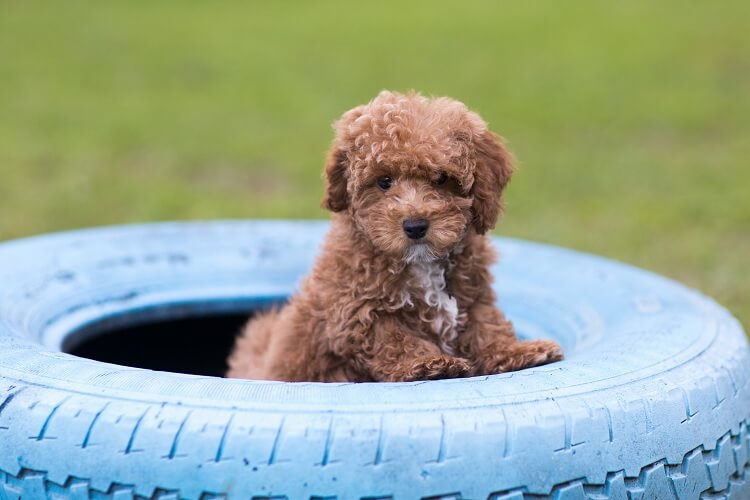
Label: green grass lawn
xmin=1 ymin=1 xmax=748 ymax=327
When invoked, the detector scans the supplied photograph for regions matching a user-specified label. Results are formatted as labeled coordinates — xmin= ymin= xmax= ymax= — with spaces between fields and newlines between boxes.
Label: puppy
xmin=227 ymin=91 xmax=563 ymax=382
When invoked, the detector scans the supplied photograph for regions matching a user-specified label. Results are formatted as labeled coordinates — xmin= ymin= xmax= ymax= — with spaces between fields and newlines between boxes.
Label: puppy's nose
xmin=403 ymin=218 xmax=429 ymax=240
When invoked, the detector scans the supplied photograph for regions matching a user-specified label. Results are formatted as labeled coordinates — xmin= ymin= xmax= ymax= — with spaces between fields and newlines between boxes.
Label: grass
xmin=0 ymin=1 xmax=748 ymax=327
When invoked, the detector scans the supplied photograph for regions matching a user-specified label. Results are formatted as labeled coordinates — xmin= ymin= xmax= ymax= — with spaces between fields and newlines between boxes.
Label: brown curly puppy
xmin=227 ymin=91 xmax=563 ymax=382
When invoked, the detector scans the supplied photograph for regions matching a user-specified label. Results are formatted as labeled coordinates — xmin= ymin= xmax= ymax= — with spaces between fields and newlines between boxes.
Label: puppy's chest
xmin=406 ymin=261 xmax=461 ymax=352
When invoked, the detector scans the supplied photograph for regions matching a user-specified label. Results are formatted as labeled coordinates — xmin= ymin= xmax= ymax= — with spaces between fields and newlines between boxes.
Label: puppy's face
xmin=351 ymin=165 xmax=472 ymax=262
xmin=323 ymin=91 xmax=514 ymax=262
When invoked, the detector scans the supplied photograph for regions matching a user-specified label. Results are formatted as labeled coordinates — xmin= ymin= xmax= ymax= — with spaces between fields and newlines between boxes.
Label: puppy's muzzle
xmin=403 ymin=218 xmax=429 ymax=240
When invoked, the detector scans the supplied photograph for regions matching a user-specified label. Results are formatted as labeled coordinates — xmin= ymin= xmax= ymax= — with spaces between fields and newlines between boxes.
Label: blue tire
xmin=0 ymin=220 xmax=748 ymax=499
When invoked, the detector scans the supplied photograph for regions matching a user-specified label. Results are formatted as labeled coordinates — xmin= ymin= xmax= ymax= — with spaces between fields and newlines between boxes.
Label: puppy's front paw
xmin=524 ymin=339 xmax=564 ymax=366
xmin=478 ymin=340 xmax=564 ymax=375
xmin=388 ymin=355 xmax=472 ymax=382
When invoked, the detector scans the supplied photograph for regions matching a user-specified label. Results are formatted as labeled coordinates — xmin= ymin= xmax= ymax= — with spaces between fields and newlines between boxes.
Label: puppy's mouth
xmin=403 ymin=242 xmax=439 ymax=264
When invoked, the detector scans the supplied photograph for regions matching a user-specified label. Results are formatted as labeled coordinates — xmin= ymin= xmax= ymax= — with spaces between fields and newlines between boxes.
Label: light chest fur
xmin=408 ymin=260 xmax=460 ymax=354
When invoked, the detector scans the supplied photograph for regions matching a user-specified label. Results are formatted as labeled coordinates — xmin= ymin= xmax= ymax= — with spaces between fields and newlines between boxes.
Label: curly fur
xmin=227 ymin=91 xmax=563 ymax=382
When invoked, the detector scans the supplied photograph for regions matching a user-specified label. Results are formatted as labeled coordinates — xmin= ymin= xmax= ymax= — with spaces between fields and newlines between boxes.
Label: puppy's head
xmin=322 ymin=91 xmax=514 ymax=262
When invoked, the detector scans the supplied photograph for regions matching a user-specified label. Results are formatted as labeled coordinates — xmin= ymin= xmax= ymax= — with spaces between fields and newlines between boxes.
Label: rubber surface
xmin=0 ymin=220 xmax=747 ymax=499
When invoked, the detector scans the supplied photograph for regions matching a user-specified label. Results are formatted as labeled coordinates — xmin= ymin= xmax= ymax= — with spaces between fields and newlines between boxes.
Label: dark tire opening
xmin=66 ymin=313 xmax=250 ymax=377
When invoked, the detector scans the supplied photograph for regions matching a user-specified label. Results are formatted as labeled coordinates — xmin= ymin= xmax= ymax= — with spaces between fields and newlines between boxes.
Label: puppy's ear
xmin=471 ymin=131 xmax=514 ymax=234
xmin=321 ymin=147 xmax=349 ymax=212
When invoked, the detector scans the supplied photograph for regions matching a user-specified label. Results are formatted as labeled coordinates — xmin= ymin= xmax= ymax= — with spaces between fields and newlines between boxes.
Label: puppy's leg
xmin=458 ymin=302 xmax=563 ymax=376
xmin=334 ymin=319 xmax=472 ymax=382
xmin=373 ymin=331 xmax=472 ymax=382
xmin=472 ymin=337 xmax=563 ymax=374
xmin=226 ymin=309 xmax=282 ymax=380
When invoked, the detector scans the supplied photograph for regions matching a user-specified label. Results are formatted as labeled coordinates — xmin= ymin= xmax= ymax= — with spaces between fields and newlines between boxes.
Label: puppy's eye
xmin=434 ymin=172 xmax=449 ymax=186
xmin=376 ymin=176 xmax=393 ymax=191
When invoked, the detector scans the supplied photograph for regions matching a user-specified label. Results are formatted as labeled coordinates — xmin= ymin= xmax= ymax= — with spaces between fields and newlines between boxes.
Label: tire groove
xmin=0 ymin=386 xmax=25 ymax=417
xmin=35 ymin=395 xmax=70 ymax=441
xmin=124 ymin=407 xmax=150 ymax=454
xmin=267 ymin=416 xmax=285 ymax=466
xmin=213 ymin=413 xmax=234 ymax=463
xmin=165 ymin=411 xmax=192 ymax=460
xmin=81 ymin=402 xmax=109 ymax=449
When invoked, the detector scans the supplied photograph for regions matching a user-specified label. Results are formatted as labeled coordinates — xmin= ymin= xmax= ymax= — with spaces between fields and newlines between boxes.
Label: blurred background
xmin=0 ymin=2 xmax=748 ymax=327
